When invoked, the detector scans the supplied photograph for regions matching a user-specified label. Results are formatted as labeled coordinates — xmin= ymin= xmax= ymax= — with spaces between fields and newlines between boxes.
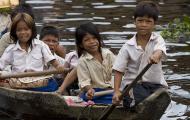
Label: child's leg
xmin=133 ymin=82 xmax=164 ymax=105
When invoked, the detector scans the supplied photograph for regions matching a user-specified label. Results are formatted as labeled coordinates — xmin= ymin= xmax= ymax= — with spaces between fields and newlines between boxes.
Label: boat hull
xmin=0 ymin=87 xmax=170 ymax=120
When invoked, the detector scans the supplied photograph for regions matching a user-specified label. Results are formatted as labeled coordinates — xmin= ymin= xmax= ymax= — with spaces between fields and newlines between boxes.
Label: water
xmin=1 ymin=0 xmax=190 ymax=119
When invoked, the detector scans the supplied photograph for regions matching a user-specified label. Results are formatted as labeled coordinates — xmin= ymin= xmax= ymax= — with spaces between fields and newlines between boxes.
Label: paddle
xmin=94 ymin=89 xmax=113 ymax=97
xmin=98 ymin=63 xmax=152 ymax=120
xmin=0 ymin=68 xmax=71 ymax=79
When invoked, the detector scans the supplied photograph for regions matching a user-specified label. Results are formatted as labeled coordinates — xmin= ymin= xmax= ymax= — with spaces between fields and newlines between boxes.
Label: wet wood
xmin=0 ymin=87 xmax=170 ymax=120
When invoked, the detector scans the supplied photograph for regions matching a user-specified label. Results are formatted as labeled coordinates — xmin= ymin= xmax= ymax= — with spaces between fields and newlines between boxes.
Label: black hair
xmin=134 ymin=1 xmax=159 ymax=21
xmin=75 ymin=22 xmax=102 ymax=57
xmin=10 ymin=3 xmax=34 ymax=20
xmin=39 ymin=26 xmax=59 ymax=40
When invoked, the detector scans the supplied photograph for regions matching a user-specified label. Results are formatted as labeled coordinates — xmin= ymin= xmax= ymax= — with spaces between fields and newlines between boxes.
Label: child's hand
xmin=55 ymin=45 xmax=66 ymax=58
xmin=112 ymin=90 xmax=122 ymax=105
xmin=56 ymin=65 xmax=65 ymax=71
xmin=86 ymin=88 xmax=95 ymax=100
xmin=149 ymin=50 xmax=163 ymax=64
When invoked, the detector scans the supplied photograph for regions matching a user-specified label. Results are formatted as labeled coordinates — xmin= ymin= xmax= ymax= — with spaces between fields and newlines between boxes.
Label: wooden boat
xmin=0 ymin=87 xmax=170 ymax=120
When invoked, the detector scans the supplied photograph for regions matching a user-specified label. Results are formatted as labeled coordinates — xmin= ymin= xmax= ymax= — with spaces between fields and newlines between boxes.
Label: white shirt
xmin=0 ymin=39 xmax=55 ymax=73
xmin=65 ymin=51 xmax=78 ymax=68
xmin=113 ymin=32 xmax=168 ymax=90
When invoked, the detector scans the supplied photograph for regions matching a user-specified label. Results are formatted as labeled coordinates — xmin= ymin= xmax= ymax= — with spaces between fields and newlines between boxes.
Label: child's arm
xmin=50 ymin=59 xmax=64 ymax=70
xmin=150 ymin=36 xmax=167 ymax=64
xmin=112 ymin=70 xmax=123 ymax=105
xmin=149 ymin=50 xmax=163 ymax=64
xmin=57 ymin=68 xmax=77 ymax=94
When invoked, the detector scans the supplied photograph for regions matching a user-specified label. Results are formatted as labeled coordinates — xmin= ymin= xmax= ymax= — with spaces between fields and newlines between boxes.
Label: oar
xmin=94 ymin=89 xmax=114 ymax=97
xmin=98 ymin=63 xmax=152 ymax=120
xmin=0 ymin=68 xmax=70 ymax=79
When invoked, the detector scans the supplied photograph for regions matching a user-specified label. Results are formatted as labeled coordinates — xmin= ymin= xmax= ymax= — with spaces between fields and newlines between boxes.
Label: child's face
xmin=42 ymin=35 xmax=59 ymax=52
xmin=81 ymin=33 xmax=99 ymax=54
xmin=16 ymin=20 xmax=32 ymax=44
xmin=135 ymin=16 xmax=155 ymax=36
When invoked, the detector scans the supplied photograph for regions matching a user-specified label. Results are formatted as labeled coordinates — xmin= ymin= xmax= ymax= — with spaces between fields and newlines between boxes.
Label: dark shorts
xmin=123 ymin=82 xmax=164 ymax=108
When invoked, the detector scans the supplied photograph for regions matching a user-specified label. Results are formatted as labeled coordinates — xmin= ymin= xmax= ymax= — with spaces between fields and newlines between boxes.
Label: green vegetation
xmin=161 ymin=15 xmax=190 ymax=42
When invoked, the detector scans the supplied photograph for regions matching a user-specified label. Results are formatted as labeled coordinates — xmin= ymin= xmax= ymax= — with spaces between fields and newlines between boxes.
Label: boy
xmin=40 ymin=26 xmax=65 ymax=65
xmin=40 ymin=26 xmax=66 ymax=59
xmin=112 ymin=1 xmax=167 ymax=108
xmin=40 ymin=26 xmax=65 ymax=86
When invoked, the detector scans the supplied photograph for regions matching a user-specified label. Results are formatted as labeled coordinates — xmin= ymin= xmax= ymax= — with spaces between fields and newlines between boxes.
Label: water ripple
xmin=165 ymin=74 xmax=190 ymax=80
xmin=161 ymin=101 xmax=189 ymax=120
xmin=26 ymin=0 xmax=54 ymax=4
xmin=167 ymin=52 xmax=190 ymax=57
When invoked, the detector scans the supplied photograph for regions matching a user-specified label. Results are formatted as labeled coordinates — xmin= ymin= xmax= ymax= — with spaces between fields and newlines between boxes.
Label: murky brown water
xmin=1 ymin=0 xmax=190 ymax=119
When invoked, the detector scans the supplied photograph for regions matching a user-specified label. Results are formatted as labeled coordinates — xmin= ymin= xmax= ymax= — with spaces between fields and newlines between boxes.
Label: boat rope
xmin=0 ymin=109 xmax=24 ymax=120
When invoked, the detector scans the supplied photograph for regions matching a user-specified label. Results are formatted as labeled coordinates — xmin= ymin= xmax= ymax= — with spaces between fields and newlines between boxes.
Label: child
xmin=56 ymin=51 xmax=79 ymax=95
xmin=64 ymin=50 xmax=78 ymax=69
xmin=40 ymin=26 xmax=65 ymax=68
xmin=0 ymin=0 xmax=19 ymax=38
xmin=76 ymin=22 xmax=115 ymax=104
xmin=0 ymin=13 xmax=64 ymax=91
xmin=112 ymin=1 xmax=168 ymax=108
xmin=0 ymin=3 xmax=34 ymax=57
xmin=40 ymin=26 xmax=65 ymax=86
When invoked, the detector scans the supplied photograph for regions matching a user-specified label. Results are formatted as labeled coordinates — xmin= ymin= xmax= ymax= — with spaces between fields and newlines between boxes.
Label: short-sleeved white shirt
xmin=0 ymin=39 xmax=55 ymax=73
xmin=77 ymin=48 xmax=115 ymax=89
xmin=65 ymin=51 xmax=78 ymax=68
xmin=113 ymin=32 xmax=168 ymax=90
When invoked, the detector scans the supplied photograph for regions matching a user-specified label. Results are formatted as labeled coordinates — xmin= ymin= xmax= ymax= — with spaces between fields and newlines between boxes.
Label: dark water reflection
xmin=2 ymin=0 xmax=190 ymax=119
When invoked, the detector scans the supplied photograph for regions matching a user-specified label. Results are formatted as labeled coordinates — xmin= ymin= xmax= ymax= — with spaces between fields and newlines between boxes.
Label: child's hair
xmin=11 ymin=3 xmax=34 ymax=20
xmin=75 ymin=22 xmax=102 ymax=57
xmin=10 ymin=13 xmax=37 ymax=46
xmin=39 ymin=26 xmax=59 ymax=40
xmin=134 ymin=1 xmax=159 ymax=21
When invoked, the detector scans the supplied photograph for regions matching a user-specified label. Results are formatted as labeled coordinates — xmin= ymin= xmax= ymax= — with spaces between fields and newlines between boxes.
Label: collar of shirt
xmin=83 ymin=51 xmax=94 ymax=60
xmin=82 ymin=48 xmax=109 ymax=60
xmin=126 ymin=32 xmax=157 ymax=49
xmin=12 ymin=38 xmax=40 ymax=52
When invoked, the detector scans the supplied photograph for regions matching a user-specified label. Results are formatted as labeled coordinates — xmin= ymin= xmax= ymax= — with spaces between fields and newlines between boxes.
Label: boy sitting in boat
xmin=112 ymin=1 xmax=168 ymax=108
xmin=40 ymin=26 xmax=66 ymax=86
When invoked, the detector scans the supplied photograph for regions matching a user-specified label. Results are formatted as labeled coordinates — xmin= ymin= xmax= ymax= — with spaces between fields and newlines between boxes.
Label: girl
xmin=0 ymin=3 xmax=34 ymax=57
xmin=0 ymin=13 xmax=64 ymax=91
xmin=76 ymin=22 xmax=115 ymax=104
